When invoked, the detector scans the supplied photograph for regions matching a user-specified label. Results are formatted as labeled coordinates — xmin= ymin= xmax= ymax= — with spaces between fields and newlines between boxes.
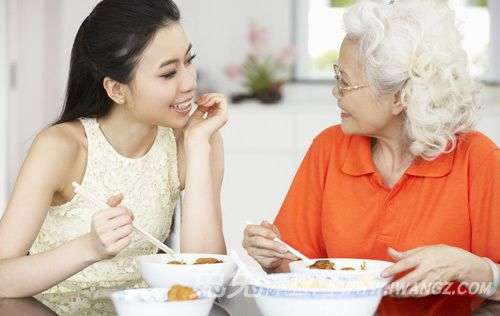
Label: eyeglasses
xmin=333 ymin=64 xmax=368 ymax=97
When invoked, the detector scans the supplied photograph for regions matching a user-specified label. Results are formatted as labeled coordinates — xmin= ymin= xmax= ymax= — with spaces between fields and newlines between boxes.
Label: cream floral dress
xmin=29 ymin=118 xmax=181 ymax=315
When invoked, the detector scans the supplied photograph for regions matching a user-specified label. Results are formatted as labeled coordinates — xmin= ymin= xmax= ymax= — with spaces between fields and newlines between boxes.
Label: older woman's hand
xmin=382 ymin=245 xmax=492 ymax=298
xmin=242 ymin=221 xmax=298 ymax=272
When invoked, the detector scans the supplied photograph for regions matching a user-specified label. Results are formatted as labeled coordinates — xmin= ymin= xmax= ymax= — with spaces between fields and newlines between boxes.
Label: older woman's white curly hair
xmin=343 ymin=0 xmax=480 ymax=160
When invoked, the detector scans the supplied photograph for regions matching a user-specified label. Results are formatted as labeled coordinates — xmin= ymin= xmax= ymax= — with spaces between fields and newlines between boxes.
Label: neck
xmin=97 ymin=104 xmax=157 ymax=159
xmin=371 ymin=120 xmax=414 ymax=174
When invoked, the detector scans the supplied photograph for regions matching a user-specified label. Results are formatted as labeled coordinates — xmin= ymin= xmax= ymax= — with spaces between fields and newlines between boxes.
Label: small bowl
xmin=136 ymin=253 xmax=237 ymax=291
xmin=249 ymin=273 xmax=390 ymax=316
xmin=111 ymin=287 xmax=215 ymax=316
xmin=290 ymin=258 xmax=392 ymax=279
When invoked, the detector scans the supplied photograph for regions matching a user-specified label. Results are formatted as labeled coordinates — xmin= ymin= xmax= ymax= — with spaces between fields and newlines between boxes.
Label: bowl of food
xmin=111 ymin=285 xmax=215 ymax=316
xmin=136 ymin=253 xmax=237 ymax=290
xmin=249 ymin=273 xmax=390 ymax=316
xmin=290 ymin=258 xmax=392 ymax=279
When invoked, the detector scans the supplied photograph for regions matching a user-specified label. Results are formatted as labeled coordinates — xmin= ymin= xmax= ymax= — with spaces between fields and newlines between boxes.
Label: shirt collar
xmin=341 ymin=135 xmax=454 ymax=178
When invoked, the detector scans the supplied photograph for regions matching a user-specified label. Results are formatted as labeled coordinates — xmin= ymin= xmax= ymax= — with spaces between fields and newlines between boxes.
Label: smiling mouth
xmin=171 ymin=98 xmax=193 ymax=112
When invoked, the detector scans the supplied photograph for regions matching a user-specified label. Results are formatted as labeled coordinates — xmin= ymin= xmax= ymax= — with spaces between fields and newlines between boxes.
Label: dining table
xmin=1 ymin=287 xmax=500 ymax=316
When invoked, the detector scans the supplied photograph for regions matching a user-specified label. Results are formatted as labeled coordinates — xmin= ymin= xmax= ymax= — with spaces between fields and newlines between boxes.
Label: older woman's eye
xmin=185 ymin=53 xmax=197 ymax=65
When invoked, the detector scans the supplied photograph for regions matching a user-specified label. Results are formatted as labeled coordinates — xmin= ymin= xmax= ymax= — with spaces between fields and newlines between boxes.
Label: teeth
xmin=172 ymin=101 xmax=191 ymax=111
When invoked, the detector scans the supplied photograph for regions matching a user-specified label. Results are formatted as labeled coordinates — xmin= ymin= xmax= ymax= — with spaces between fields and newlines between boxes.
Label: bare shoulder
xmin=27 ymin=121 xmax=87 ymax=190
xmin=33 ymin=121 xmax=86 ymax=158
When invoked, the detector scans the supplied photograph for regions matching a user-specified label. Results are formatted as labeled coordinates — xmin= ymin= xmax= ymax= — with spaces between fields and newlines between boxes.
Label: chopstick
xmin=72 ymin=182 xmax=178 ymax=258
xmin=245 ymin=221 xmax=312 ymax=262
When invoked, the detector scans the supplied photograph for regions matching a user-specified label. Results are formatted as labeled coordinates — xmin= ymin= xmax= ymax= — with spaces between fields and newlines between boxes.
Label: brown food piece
xmin=341 ymin=267 xmax=355 ymax=271
xmin=167 ymin=284 xmax=199 ymax=301
xmin=193 ymin=257 xmax=223 ymax=264
xmin=167 ymin=260 xmax=186 ymax=265
xmin=308 ymin=260 xmax=335 ymax=270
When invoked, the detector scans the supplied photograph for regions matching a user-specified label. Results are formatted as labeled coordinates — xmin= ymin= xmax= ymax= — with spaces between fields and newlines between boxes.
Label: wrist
xmin=78 ymin=233 xmax=103 ymax=264
xmin=480 ymin=258 xmax=500 ymax=298
xmin=460 ymin=253 xmax=491 ymax=284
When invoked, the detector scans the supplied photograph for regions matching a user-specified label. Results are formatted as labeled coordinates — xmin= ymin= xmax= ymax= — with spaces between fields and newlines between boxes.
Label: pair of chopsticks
xmin=72 ymin=182 xmax=178 ymax=258
xmin=245 ymin=221 xmax=312 ymax=263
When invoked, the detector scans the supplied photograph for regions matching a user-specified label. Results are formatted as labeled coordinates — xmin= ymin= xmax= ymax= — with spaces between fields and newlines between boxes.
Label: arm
xmin=178 ymin=93 xmax=228 ymax=254
xmin=0 ymin=127 xmax=134 ymax=298
xmin=178 ymin=131 xmax=226 ymax=254
xmin=0 ymin=129 xmax=99 ymax=298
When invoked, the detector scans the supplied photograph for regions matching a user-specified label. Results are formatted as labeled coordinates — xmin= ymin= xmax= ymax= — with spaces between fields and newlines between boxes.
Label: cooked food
xmin=307 ymin=260 xmax=368 ymax=271
xmin=166 ymin=260 xmax=186 ymax=265
xmin=167 ymin=284 xmax=198 ymax=301
xmin=308 ymin=260 xmax=335 ymax=270
xmin=193 ymin=257 xmax=224 ymax=264
xmin=166 ymin=257 xmax=223 ymax=265
xmin=341 ymin=267 xmax=355 ymax=271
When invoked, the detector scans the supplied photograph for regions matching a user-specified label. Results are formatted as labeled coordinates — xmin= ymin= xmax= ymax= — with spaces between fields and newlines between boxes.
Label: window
xmin=293 ymin=0 xmax=490 ymax=81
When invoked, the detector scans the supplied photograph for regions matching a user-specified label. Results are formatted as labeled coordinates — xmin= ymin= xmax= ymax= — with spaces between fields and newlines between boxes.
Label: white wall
xmin=0 ymin=0 xmax=8 ymax=212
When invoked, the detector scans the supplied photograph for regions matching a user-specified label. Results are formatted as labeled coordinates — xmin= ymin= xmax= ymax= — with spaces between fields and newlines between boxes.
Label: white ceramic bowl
xmin=136 ymin=253 xmax=237 ymax=291
xmin=290 ymin=258 xmax=393 ymax=278
xmin=250 ymin=273 xmax=390 ymax=316
xmin=111 ymin=287 xmax=215 ymax=316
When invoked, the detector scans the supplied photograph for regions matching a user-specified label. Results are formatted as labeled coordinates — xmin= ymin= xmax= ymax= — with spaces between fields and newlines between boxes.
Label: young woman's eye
xmin=186 ymin=53 xmax=197 ymax=65
xmin=161 ymin=71 xmax=177 ymax=79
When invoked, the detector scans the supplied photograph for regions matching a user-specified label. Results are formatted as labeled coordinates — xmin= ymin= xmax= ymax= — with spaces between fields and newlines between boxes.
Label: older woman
xmin=242 ymin=0 xmax=499 ymax=315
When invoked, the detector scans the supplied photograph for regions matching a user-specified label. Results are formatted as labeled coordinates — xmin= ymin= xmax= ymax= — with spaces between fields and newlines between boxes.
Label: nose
xmin=178 ymin=67 xmax=197 ymax=94
xmin=332 ymin=85 xmax=340 ymax=99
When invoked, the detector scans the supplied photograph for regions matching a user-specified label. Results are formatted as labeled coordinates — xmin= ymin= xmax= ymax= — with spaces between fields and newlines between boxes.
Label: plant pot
xmin=255 ymin=90 xmax=282 ymax=104
xmin=230 ymin=93 xmax=256 ymax=104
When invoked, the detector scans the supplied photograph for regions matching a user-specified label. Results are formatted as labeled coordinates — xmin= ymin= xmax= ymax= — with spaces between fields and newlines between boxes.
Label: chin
xmin=156 ymin=116 xmax=189 ymax=130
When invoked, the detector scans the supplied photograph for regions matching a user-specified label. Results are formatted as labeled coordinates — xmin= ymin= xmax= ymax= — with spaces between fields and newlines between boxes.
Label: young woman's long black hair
xmin=54 ymin=0 xmax=180 ymax=125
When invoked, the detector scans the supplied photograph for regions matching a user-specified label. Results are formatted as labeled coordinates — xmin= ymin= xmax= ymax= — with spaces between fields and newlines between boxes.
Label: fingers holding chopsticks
xmin=243 ymin=220 xmax=298 ymax=271
xmin=86 ymin=193 xmax=135 ymax=260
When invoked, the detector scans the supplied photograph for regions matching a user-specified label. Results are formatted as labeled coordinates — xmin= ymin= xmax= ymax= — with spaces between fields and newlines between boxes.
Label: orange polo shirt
xmin=274 ymin=125 xmax=499 ymax=316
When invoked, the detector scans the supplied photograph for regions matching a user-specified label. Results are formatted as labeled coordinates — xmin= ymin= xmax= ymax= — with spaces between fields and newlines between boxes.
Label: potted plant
xmin=224 ymin=23 xmax=295 ymax=104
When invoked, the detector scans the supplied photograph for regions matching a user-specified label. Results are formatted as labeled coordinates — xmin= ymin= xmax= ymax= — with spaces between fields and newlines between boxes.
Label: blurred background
xmin=0 ymin=0 xmax=499 ymax=250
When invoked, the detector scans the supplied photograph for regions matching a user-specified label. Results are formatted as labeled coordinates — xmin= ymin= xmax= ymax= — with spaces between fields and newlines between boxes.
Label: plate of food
xmin=111 ymin=285 xmax=215 ymax=316
xmin=136 ymin=253 xmax=237 ymax=290
xmin=249 ymin=272 xmax=390 ymax=316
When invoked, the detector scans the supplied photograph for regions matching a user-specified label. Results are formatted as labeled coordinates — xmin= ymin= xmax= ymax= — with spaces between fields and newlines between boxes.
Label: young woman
xmin=0 ymin=0 xmax=227 ymax=314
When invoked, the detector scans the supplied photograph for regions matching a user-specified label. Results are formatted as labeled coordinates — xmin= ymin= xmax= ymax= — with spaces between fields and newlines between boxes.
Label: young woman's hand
xmin=85 ymin=194 xmax=134 ymax=261
xmin=184 ymin=93 xmax=228 ymax=146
